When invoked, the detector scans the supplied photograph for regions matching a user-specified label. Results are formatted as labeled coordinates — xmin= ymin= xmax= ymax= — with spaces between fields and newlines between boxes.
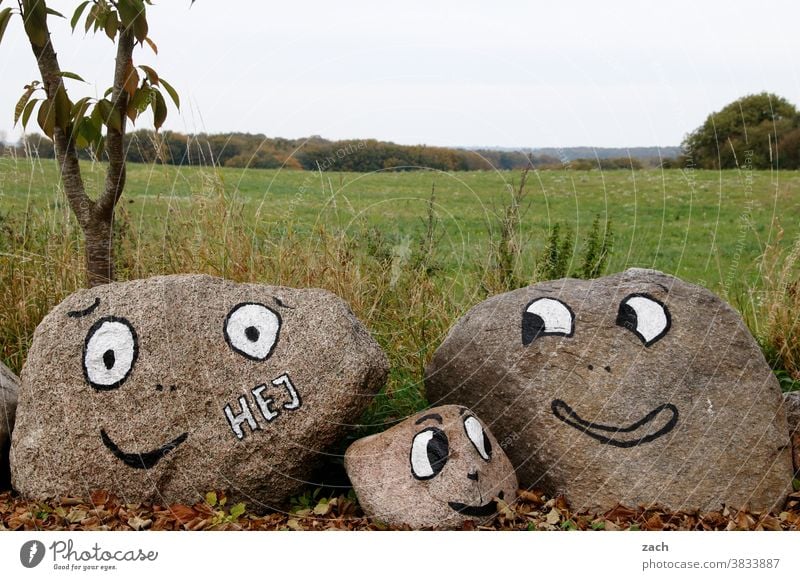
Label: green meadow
xmin=2 ymin=157 xmax=798 ymax=291
xmin=1 ymin=158 xmax=799 ymax=411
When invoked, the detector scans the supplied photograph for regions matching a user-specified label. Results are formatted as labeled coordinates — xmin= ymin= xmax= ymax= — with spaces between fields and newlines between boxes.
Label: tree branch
xmin=96 ymin=27 xmax=134 ymax=219
xmin=27 ymin=14 xmax=94 ymax=228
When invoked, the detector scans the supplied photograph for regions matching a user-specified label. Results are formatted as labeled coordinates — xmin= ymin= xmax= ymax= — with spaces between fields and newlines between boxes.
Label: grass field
xmin=2 ymin=158 xmax=798 ymax=286
xmin=1 ymin=157 xmax=799 ymax=413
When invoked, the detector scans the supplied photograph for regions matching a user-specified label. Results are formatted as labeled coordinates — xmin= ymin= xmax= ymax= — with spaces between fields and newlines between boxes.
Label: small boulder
xmin=785 ymin=391 xmax=800 ymax=477
xmin=1 ymin=361 xmax=18 ymax=488
xmin=345 ymin=405 xmax=518 ymax=529
xmin=426 ymin=269 xmax=793 ymax=513
xmin=11 ymin=274 xmax=388 ymax=508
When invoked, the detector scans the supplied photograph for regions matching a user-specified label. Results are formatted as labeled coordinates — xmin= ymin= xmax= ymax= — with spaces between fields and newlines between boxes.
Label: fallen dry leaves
xmin=1 ymin=488 xmax=799 ymax=531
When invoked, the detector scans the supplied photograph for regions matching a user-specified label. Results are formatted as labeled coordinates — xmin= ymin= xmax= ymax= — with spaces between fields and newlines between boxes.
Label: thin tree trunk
xmin=27 ymin=17 xmax=134 ymax=287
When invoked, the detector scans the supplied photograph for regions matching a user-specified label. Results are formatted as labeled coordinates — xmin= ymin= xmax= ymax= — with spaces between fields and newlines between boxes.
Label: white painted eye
xmin=464 ymin=415 xmax=492 ymax=461
xmin=224 ymin=302 xmax=281 ymax=361
xmin=616 ymin=293 xmax=671 ymax=346
xmin=410 ymin=427 xmax=449 ymax=480
xmin=83 ymin=317 xmax=138 ymax=390
xmin=522 ymin=297 xmax=575 ymax=345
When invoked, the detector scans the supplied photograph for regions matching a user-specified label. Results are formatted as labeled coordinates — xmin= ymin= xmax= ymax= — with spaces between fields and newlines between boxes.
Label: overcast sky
xmin=1 ymin=0 xmax=798 ymax=148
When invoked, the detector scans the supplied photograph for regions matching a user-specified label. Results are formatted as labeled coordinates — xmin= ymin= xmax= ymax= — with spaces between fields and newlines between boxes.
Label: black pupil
xmin=426 ymin=429 xmax=449 ymax=476
xmin=245 ymin=326 xmax=260 ymax=342
xmin=483 ymin=432 xmax=493 ymax=459
xmin=522 ymin=312 xmax=546 ymax=345
xmin=103 ymin=349 xmax=115 ymax=370
xmin=616 ymin=303 xmax=638 ymax=332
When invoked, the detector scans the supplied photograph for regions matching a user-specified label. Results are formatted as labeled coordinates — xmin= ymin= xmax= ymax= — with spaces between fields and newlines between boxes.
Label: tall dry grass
xmin=740 ymin=226 xmax=800 ymax=391
xmin=0 ymin=166 xmax=470 ymax=432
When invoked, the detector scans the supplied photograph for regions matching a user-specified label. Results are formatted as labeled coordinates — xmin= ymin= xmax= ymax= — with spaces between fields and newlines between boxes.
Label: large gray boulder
xmin=1 ymin=361 xmax=18 ymax=487
xmin=11 ymin=274 xmax=388 ymax=508
xmin=426 ymin=268 xmax=793 ymax=513
xmin=345 ymin=405 xmax=517 ymax=529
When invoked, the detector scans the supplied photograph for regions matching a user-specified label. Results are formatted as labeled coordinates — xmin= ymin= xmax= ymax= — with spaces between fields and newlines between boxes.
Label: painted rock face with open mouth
xmin=345 ymin=405 xmax=518 ymax=529
xmin=11 ymin=274 xmax=388 ymax=507
xmin=426 ymin=269 xmax=793 ymax=513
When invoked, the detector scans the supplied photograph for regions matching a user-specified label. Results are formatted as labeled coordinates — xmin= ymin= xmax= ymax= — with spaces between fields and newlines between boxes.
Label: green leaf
xmin=20 ymin=98 xmax=39 ymax=129
xmin=84 ymin=4 xmax=96 ymax=33
xmin=37 ymin=99 xmax=55 ymax=138
xmin=46 ymin=7 xmax=65 ymax=18
xmin=0 ymin=7 xmax=13 ymax=47
xmin=159 ymin=78 xmax=180 ymax=109
xmin=127 ymin=87 xmax=151 ymax=121
xmin=71 ymin=1 xmax=90 ymax=31
xmin=71 ymin=96 xmax=93 ymax=124
xmin=205 ymin=491 xmax=217 ymax=507
xmin=14 ymin=85 xmax=37 ymax=125
xmin=59 ymin=71 xmax=87 ymax=83
xmin=133 ymin=12 xmax=147 ymax=44
xmin=117 ymin=0 xmax=138 ymax=26
xmin=96 ymin=98 xmax=122 ymax=132
xmin=104 ymin=10 xmax=118 ymax=41
xmin=139 ymin=65 xmax=159 ymax=86
xmin=151 ymin=89 xmax=167 ymax=130
xmin=54 ymin=86 xmax=72 ymax=132
xmin=229 ymin=503 xmax=246 ymax=519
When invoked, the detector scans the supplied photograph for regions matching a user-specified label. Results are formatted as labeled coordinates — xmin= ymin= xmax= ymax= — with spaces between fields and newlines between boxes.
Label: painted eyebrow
xmin=414 ymin=413 xmax=443 ymax=425
xmin=67 ymin=297 xmax=100 ymax=318
xmin=272 ymin=296 xmax=294 ymax=309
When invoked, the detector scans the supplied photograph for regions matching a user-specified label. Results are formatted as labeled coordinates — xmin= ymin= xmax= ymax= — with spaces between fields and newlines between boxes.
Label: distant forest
xmin=2 ymin=130 xmax=678 ymax=172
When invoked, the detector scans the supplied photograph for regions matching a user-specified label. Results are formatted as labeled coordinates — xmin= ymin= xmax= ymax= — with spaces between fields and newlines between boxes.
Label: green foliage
xmin=204 ymin=491 xmax=247 ymax=525
xmin=537 ymin=222 xmax=574 ymax=281
xmin=4 ymin=0 xmax=178 ymax=156
xmin=682 ymin=92 xmax=800 ymax=169
xmin=579 ymin=215 xmax=613 ymax=279
xmin=536 ymin=215 xmax=614 ymax=281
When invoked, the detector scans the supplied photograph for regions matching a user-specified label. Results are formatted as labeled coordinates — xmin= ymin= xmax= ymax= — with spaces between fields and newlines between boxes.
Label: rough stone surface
xmin=785 ymin=391 xmax=800 ymax=477
xmin=11 ymin=274 xmax=388 ymax=508
xmin=426 ymin=268 xmax=793 ymax=513
xmin=1 ymin=362 xmax=18 ymax=487
xmin=345 ymin=405 xmax=518 ymax=529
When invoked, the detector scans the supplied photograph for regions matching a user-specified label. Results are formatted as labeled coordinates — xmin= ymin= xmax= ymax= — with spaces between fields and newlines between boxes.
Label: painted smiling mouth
xmin=100 ymin=429 xmax=189 ymax=469
xmin=551 ymin=399 xmax=678 ymax=448
xmin=448 ymin=490 xmax=504 ymax=517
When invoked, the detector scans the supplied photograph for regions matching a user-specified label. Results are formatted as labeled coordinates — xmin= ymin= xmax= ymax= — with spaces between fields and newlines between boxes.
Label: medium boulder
xmin=426 ymin=268 xmax=793 ymax=513
xmin=1 ymin=361 xmax=18 ymax=488
xmin=11 ymin=274 xmax=388 ymax=508
xmin=345 ymin=405 xmax=517 ymax=529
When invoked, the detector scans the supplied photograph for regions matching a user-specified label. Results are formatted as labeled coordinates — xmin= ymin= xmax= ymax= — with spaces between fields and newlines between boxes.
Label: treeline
xmin=682 ymin=92 xmax=800 ymax=169
xmin=3 ymin=131 xmax=670 ymax=172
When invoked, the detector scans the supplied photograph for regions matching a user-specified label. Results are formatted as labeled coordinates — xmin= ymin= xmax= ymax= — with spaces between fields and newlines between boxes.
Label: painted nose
xmin=467 ymin=468 xmax=479 ymax=481
xmin=154 ymin=384 xmax=178 ymax=392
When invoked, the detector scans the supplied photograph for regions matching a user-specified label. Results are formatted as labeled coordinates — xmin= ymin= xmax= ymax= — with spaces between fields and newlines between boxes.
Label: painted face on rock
xmin=74 ymin=295 xmax=298 ymax=469
xmin=521 ymin=293 xmax=678 ymax=447
xmin=345 ymin=405 xmax=518 ymax=529
xmin=9 ymin=274 xmax=390 ymax=507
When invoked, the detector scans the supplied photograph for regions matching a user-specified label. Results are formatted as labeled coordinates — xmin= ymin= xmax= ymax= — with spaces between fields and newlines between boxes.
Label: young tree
xmin=0 ymin=0 xmax=181 ymax=286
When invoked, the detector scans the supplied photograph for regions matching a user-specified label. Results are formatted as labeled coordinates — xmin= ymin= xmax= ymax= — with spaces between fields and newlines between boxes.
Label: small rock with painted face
xmin=1 ymin=362 xmax=18 ymax=487
xmin=426 ymin=268 xmax=793 ymax=513
xmin=11 ymin=274 xmax=388 ymax=507
xmin=345 ymin=405 xmax=517 ymax=529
